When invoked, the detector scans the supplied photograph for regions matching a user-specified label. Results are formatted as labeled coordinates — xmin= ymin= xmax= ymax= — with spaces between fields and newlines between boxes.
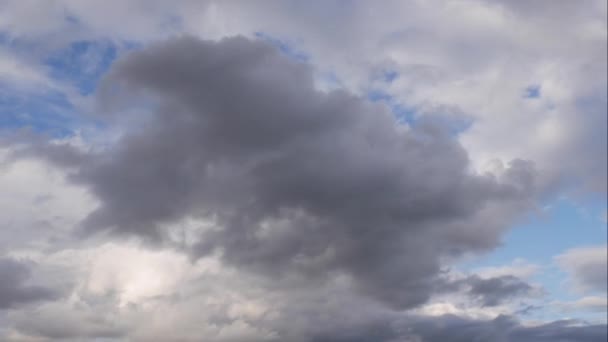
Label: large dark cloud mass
xmin=3 ymin=34 xmax=606 ymax=342
xmin=25 ymin=36 xmax=540 ymax=309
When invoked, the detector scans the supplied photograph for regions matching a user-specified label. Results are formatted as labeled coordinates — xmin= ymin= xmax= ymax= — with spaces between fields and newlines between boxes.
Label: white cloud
xmin=553 ymin=296 xmax=608 ymax=313
xmin=0 ymin=148 xmax=97 ymax=253
xmin=83 ymin=243 xmax=190 ymax=306
xmin=4 ymin=239 xmax=279 ymax=341
xmin=0 ymin=49 xmax=49 ymax=87
xmin=473 ymin=259 xmax=541 ymax=280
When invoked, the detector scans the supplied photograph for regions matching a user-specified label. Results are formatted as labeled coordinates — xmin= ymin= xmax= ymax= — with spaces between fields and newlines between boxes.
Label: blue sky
xmin=460 ymin=196 xmax=607 ymax=320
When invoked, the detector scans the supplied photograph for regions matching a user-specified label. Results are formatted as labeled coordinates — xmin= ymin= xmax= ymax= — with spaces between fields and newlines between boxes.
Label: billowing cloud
xmin=16 ymin=36 xmax=541 ymax=310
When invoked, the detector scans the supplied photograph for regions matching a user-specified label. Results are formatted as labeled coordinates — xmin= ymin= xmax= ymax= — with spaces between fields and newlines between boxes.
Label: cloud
xmin=403 ymin=315 xmax=607 ymax=342
xmin=426 ymin=271 xmax=542 ymax=314
xmin=472 ymin=259 xmax=540 ymax=279
xmin=0 ymin=48 xmax=50 ymax=88
xmin=556 ymin=245 xmax=607 ymax=294
xmin=0 ymin=258 xmax=58 ymax=309
xmin=0 ymin=2 xmax=605 ymax=340
xmin=10 ymin=300 xmax=128 ymax=340
xmin=4 ymin=241 xmax=282 ymax=341
xmin=463 ymin=275 xmax=535 ymax=307
xmin=4 ymin=243 xmax=602 ymax=342
xmin=0 ymin=146 xmax=96 ymax=254
xmin=553 ymin=296 xmax=608 ymax=313
xmin=1 ymin=0 xmax=605 ymax=196
xmin=12 ymin=36 xmax=542 ymax=310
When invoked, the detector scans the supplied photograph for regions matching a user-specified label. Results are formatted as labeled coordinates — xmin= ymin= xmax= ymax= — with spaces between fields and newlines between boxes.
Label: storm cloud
xmin=12 ymin=36 xmax=537 ymax=309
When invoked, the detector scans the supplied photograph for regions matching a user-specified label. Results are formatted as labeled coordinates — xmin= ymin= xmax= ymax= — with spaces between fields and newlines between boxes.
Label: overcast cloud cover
xmin=0 ymin=1 xmax=606 ymax=341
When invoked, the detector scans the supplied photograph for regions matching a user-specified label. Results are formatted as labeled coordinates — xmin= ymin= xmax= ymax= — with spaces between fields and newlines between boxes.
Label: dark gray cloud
xmin=464 ymin=275 xmax=535 ymax=307
xmin=429 ymin=273 xmax=538 ymax=308
xmin=16 ymin=36 xmax=538 ymax=309
xmin=0 ymin=258 xmax=57 ymax=309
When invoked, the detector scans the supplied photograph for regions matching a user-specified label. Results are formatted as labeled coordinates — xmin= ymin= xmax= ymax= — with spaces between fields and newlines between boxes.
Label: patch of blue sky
xmin=524 ymin=85 xmax=541 ymax=99
xmin=0 ymin=36 xmax=123 ymax=139
xmin=369 ymin=68 xmax=398 ymax=85
xmin=458 ymin=196 xmax=607 ymax=318
xmin=391 ymin=104 xmax=418 ymax=126
xmin=462 ymin=197 xmax=606 ymax=269
xmin=367 ymin=89 xmax=393 ymax=103
xmin=254 ymin=32 xmax=309 ymax=63
xmin=382 ymin=70 xmax=398 ymax=83
xmin=0 ymin=32 xmax=9 ymax=44
xmin=44 ymin=40 xmax=118 ymax=96
xmin=0 ymin=86 xmax=77 ymax=138
xmin=367 ymin=90 xmax=416 ymax=125
xmin=315 ymin=71 xmax=343 ymax=91
xmin=367 ymin=89 xmax=473 ymax=135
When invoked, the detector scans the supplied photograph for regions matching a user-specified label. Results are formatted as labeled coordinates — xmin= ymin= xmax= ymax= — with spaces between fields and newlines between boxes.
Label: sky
xmin=0 ymin=1 xmax=606 ymax=341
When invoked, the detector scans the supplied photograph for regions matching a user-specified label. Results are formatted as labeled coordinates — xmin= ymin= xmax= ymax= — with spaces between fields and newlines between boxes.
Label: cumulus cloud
xmin=14 ymin=36 xmax=542 ymax=310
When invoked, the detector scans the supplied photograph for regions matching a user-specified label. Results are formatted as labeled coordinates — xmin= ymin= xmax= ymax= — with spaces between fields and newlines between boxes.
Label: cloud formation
xmin=0 ymin=1 xmax=605 ymax=340
xmin=17 ymin=36 xmax=541 ymax=310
